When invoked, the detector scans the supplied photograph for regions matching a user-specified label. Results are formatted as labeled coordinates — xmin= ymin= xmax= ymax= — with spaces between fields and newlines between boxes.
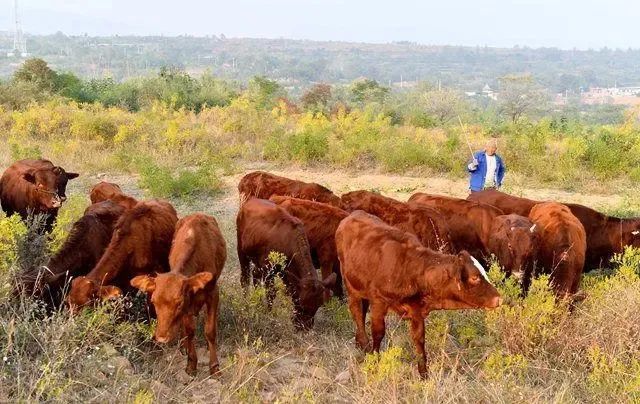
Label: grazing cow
xmin=17 ymin=200 xmax=126 ymax=308
xmin=341 ymin=190 xmax=453 ymax=253
xmin=89 ymin=181 xmax=138 ymax=210
xmin=131 ymin=213 xmax=227 ymax=376
xmin=238 ymin=171 xmax=342 ymax=208
xmin=407 ymin=193 xmax=503 ymax=258
xmin=0 ymin=159 xmax=79 ymax=230
xmin=469 ymin=189 xmax=640 ymax=270
xmin=336 ymin=210 xmax=501 ymax=376
xmin=66 ymin=199 xmax=178 ymax=312
xmin=487 ymin=214 xmax=540 ymax=290
xmin=528 ymin=202 xmax=587 ymax=298
xmin=236 ymin=198 xmax=336 ymax=329
xmin=269 ymin=195 xmax=349 ymax=299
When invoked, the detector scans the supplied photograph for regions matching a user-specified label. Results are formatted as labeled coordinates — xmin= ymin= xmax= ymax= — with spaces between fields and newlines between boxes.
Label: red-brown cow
xmin=66 ymin=199 xmax=178 ymax=312
xmin=269 ymin=195 xmax=348 ymax=299
xmin=236 ymin=198 xmax=336 ymax=329
xmin=487 ymin=214 xmax=540 ymax=290
xmin=407 ymin=193 xmax=502 ymax=258
xmin=336 ymin=210 xmax=501 ymax=376
xmin=17 ymin=200 xmax=125 ymax=308
xmin=0 ymin=159 xmax=79 ymax=230
xmin=469 ymin=189 xmax=640 ymax=270
xmin=131 ymin=213 xmax=227 ymax=376
xmin=528 ymin=202 xmax=587 ymax=298
xmin=89 ymin=181 xmax=138 ymax=210
xmin=238 ymin=171 xmax=342 ymax=208
xmin=341 ymin=190 xmax=453 ymax=253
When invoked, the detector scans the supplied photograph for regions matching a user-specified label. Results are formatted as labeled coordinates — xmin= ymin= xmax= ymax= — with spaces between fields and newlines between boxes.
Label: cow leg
xmin=239 ymin=253 xmax=251 ymax=288
xmin=182 ymin=315 xmax=198 ymax=376
xmin=347 ymin=295 xmax=370 ymax=351
xmin=331 ymin=260 xmax=344 ymax=300
xmin=409 ymin=317 xmax=427 ymax=377
xmin=205 ymin=285 xmax=220 ymax=375
xmin=370 ymin=302 xmax=388 ymax=353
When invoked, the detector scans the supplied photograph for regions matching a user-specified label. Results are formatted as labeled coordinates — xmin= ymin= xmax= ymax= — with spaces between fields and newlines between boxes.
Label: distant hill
xmin=1 ymin=34 xmax=639 ymax=93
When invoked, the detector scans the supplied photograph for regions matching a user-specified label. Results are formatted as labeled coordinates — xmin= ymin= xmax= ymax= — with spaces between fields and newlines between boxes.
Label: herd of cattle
xmin=3 ymin=159 xmax=640 ymax=377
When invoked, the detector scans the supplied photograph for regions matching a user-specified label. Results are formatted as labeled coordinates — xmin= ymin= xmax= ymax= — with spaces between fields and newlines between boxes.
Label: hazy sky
xmin=0 ymin=0 xmax=638 ymax=49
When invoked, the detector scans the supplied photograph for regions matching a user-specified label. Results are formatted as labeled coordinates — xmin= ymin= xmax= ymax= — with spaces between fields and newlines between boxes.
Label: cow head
xmin=66 ymin=276 xmax=121 ymax=314
xmin=130 ymin=272 xmax=214 ymax=343
xmin=294 ymin=273 xmax=337 ymax=330
xmin=495 ymin=223 xmax=540 ymax=281
xmin=23 ymin=166 xmax=79 ymax=210
xmin=434 ymin=251 xmax=502 ymax=310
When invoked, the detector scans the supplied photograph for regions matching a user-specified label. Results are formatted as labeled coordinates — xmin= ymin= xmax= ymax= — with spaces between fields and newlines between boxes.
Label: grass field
xmin=1 ymin=162 xmax=640 ymax=403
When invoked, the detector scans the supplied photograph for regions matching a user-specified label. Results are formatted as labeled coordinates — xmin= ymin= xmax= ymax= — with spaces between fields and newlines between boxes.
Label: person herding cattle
xmin=467 ymin=138 xmax=506 ymax=193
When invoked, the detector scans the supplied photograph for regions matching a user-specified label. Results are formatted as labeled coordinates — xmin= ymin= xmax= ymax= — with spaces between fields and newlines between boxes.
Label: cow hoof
xmin=209 ymin=365 xmax=221 ymax=377
xmin=186 ymin=367 xmax=197 ymax=377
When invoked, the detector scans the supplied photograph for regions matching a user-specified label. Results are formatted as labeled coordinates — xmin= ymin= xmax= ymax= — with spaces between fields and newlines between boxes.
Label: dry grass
xmin=1 ymin=168 xmax=640 ymax=403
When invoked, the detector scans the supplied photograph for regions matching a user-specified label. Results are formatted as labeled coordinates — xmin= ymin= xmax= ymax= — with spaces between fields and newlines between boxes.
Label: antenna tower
xmin=8 ymin=0 xmax=28 ymax=57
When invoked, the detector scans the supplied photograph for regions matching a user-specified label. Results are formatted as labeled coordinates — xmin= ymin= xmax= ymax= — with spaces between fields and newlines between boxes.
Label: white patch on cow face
xmin=470 ymin=255 xmax=490 ymax=283
xmin=632 ymin=230 xmax=640 ymax=236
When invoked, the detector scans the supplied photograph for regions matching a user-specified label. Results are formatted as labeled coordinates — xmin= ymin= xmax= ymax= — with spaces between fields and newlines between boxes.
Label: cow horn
xmin=470 ymin=255 xmax=490 ymax=283
xmin=632 ymin=230 xmax=640 ymax=235
xmin=530 ymin=224 xmax=537 ymax=233
xmin=510 ymin=227 xmax=515 ymax=231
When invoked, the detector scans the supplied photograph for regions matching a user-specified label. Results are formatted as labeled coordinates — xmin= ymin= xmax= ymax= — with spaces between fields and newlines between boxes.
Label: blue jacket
xmin=467 ymin=151 xmax=506 ymax=192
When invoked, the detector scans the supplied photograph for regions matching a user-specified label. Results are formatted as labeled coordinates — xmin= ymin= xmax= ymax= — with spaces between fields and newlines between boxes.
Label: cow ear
xmin=321 ymin=272 xmax=337 ymax=288
xmin=99 ymin=285 xmax=122 ymax=300
xmin=66 ymin=172 xmax=79 ymax=180
xmin=23 ymin=173 xmax=36 ymax=184
xmin=130 ymin=275 xmax=156 ymax=293
xmin=187 ymin=272 xmax=214 ymax=293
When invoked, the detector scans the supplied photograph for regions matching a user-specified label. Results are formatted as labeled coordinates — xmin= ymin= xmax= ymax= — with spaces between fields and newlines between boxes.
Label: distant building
xmin=465 ymin=83 xmax=498 ymax=100
xmin=581 ymin=86 xmax=640 ymax=106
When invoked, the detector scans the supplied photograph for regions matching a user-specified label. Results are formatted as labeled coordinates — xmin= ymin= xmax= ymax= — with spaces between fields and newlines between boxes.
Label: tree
xmin=300 ymin=83 xmax=332 ymax=113
xmin=418 ymin=88 xmax=469 ymax=125
xmin=13 ymin=58 xmax=58 ymax=92
xmin=498 ymin=75 xmax=549 ymax=122
xmin=349 ymin=78 xmax=389 ymax=105
xmin=246 ymin=76 xmax=285 ymax=109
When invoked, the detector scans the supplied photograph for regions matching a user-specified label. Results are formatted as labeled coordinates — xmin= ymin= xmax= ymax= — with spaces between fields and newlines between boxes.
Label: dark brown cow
xmin=132 ymin=213 xmax=227 ymax=376
xmin=487 ymin=214 xmax=540 ymax=290
xmin=238 ymin=171 xmax=342 ymax=208
xmin=236 ymin=198 xmax=336 ymax=329
xmin=17 ymin=200 xmax=125 ymax=308
xmin=269 ymin=195 xmax=348 ymax=299
xmin=0 ymin=159 xmax=79 ymax=230
xmin=89 ymin=181 xmax=138 ymax=210
xmin=407 ymin=193 xmax=502 ymax=258
xmin=469 ymin=189 xmax=640 ymax=270
xmin=66 ymin=199 xmax=178 ymax=312
xmin=528 ymin=202 xmax=587 ymax=298
xmin=341 ymin=190 xmax=453 ymax=253
xmin=336 ymin=210 xmax=501 ymax=376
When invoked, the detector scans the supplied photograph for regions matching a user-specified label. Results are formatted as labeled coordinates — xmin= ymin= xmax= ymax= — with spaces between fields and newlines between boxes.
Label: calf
xmin=131 ymin=213 xmax=227 ymax=376
xmin=408 ymin=193 xmax=504 ymax=260
xmin=341 ymin=190 xmax=453 ymax=253
xmin=528 ymin=202 xmax=587 ymax=298
xmin=17 ymin=200 xmax=125 ymax=308
xmin=238 ymin=171 xmax=342 ymax=208
xmin=269 ymin=195 xmax=349 ymax=299
xmin=336 ymin=211 xmax=501 ymax=376
xmin=66 ymin=199 xmax=178 ymax=312
xmin=487 ymin=214 xmax=540 ymax=290
xmin=0 ymin=159 xmax=79 ymax=230
xmin=236 ymin=198 xmax=336 ymax=329
xmin=469 ymin=189 xmax=640 ymax=270
xmin=89 ymin=181 xmax=138 ymax=210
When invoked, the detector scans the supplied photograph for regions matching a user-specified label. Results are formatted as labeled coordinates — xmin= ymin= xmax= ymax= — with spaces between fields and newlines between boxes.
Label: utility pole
xmin=8 ymin=0 xmax=28 ymax=57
